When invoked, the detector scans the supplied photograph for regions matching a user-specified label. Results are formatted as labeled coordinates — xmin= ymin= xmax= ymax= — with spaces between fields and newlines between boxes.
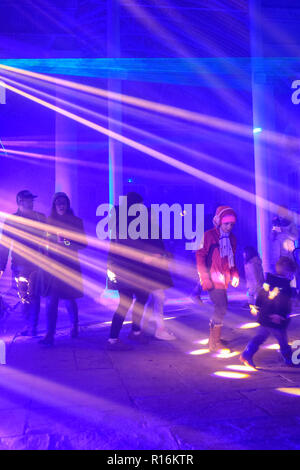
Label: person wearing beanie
xmin=196 ymin=205 xmax=239 ymax=351
xmin=39 ymin=192 xmax=86 ymax=346
xmin=240 ymin=256 xmax=298 ymax=368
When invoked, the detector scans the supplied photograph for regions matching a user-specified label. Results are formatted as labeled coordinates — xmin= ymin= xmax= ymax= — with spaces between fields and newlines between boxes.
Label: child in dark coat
xmin=240 ymin=256 xmax=297 ymax=368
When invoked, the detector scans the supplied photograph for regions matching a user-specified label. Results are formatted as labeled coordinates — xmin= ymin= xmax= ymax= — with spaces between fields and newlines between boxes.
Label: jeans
xmin=110 ymin=288 xmax=149 ymax=339
xmin=244 ymin=325 xmax=292 ymax=363
xmin=45 ymin=295 xmax=78 ymax=340
xmin=208 ymin=288 xmax=228 ymax=325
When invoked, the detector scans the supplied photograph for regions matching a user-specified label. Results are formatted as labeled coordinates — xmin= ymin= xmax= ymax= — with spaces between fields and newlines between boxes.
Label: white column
xmin=107 ymin=0 xmax=123 ymax=206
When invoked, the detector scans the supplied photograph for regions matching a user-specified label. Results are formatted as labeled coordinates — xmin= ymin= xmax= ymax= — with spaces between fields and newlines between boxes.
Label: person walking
xmin=39 ymin=192 xmax=86 ymax=346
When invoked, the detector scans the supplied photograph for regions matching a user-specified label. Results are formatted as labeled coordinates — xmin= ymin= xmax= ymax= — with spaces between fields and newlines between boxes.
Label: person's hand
xmin=0 ymin=270 xmax=3 ymax=280
xmin=270 ymin=314 xmax=283 ymax=324
xmin=231 ymin=276 xmax=239 ymax=288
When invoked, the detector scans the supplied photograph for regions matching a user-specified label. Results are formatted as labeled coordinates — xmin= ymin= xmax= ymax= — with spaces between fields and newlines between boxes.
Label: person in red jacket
xmin=196 ymin=206 xmax=239 ymax=351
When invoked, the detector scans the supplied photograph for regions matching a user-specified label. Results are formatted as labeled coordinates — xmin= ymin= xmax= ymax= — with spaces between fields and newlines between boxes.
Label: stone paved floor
xmin=0 ymin=289 xmax=300 ymax=450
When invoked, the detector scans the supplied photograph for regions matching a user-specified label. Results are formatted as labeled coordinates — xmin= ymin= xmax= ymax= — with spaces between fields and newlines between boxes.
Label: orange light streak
xmin=0 ymin=80 xmax=281 ymax=215
xmin=0 ymin=64 xmax=257 ymax=137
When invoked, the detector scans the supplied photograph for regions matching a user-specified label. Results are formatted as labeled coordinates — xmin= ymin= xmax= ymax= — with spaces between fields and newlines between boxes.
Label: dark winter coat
xmin=44 ymin=214 xmax=86 ymax=299
xmin=107 ymin=207 xmax=173 ymax=293
xmin=196 ymin=227 xmax=239 ymax=290
xmin=256 ymin=272 xmax=293 ymax=330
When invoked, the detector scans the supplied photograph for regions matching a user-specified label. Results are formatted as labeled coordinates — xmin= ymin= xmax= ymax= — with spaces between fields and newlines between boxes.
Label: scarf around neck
xmin=219 ymin=229 xmax=235 ymax=268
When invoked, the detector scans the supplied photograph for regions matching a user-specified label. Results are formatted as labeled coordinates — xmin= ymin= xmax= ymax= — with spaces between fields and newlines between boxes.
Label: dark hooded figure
xmin=39 ymin=192 xmax=86 ymax=346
